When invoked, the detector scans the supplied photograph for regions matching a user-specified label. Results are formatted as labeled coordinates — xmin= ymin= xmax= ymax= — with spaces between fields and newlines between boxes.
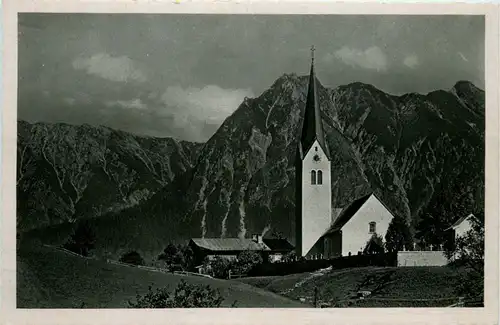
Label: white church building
xmin=295 ymin=49 xmax=395 ymax=259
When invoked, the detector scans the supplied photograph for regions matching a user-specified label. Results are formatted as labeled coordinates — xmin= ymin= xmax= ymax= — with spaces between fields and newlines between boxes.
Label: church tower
xmin=295 ymin=47 xmax=332 ymax=257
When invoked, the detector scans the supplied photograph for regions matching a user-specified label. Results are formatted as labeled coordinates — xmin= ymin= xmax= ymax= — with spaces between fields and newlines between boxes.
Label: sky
xmin=18 ymin=14 xmax=484 ymax=142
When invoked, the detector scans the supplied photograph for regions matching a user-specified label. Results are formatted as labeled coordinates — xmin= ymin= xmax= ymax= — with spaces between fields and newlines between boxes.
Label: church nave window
xmin=311 ymin=170 xmax=317 ymax=185
xmin=317 ymin=170 xmax=323 ymax=185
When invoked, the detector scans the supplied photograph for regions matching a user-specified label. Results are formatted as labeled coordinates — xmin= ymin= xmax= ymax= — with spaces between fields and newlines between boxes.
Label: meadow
xmin=17 ymin=243 xmax=307 ymax=308
xmin=237 ymin=265 xmax=468 ymax=307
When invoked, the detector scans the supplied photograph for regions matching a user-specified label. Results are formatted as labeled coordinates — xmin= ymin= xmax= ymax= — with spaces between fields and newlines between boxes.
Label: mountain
xmin=18 ymin=75 xmax=484 ymax=257
xmin=164 ymin=75 xmax=484 ymax=242
xmin=16 ymin=120 xmax=203 ymax=231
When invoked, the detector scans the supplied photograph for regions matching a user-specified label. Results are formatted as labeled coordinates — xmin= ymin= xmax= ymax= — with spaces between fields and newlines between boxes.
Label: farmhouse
xmin=295 ymin=47 xmax=395 ymax=259
xmin=262 ymin=238 xmax=296 ymax=262
xmin=189 ymin=235 xmax=294 ymax=264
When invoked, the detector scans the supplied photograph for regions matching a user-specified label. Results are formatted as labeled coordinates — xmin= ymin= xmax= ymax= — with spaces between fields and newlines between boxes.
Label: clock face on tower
xmin=313 ymin=154 xmax=321 ymax=162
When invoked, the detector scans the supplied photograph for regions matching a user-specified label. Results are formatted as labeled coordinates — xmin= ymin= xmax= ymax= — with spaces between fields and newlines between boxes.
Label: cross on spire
xmin=311 ymin=45 xmax=316 ymax=63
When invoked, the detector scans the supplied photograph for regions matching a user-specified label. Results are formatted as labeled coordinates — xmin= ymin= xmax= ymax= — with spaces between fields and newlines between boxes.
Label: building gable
xmin=321 ymin=193 xmax=395 ymax=256
xmin=446 ymin=213 xmax=482 ymax=239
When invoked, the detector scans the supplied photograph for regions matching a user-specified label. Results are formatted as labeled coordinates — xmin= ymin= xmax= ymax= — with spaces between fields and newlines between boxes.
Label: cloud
xmin=72 ymin=53 xmax=146 ymax=83
xmin=403 ymin=54 xmax=419 ymax=69
xmin=321 ymin=52 xmax=335 ymax=64
xmin=334 ymin=46 xmax=388 ymax=72
xmin=159 ymin=85 xmax=255 ymax=142
xmin=106 ymin=98 xmax=148 ymax=110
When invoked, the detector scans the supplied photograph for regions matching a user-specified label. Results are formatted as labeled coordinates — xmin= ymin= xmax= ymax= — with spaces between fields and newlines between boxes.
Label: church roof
xmin=299 ymin=52 xmax=330 ymax=159
xmin=324 ymin=193 xmax=373 ymax=234
xmin=190 ymin=238 xmax=270 ymax=252
xmin=324 ymin=193 xmax=398 ymax=236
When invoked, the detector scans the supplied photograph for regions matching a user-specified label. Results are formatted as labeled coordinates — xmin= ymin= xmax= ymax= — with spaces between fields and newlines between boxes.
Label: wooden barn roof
xmin=190 ymin=238 xmax=270 ymax=252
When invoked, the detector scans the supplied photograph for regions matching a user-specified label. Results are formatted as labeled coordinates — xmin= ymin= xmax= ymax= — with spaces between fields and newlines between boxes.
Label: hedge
xmin=247 ymin=252 xmax=397 ymax=277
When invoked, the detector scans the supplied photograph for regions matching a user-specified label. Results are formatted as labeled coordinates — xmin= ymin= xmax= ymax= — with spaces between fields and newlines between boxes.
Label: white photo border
xmin=2 ymin=1 xmax=498 ymax=325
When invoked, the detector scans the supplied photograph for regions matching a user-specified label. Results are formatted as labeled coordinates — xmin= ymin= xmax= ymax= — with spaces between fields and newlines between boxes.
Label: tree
xmin=179 ymin=245 xmax=195 ymax=271
xmin=128 ymin=280 xmax=224 ymax=308
xmin=415 ymin=212 xmax=451 ymax=248
xmin=416 ymin=179 xmax=476 ymax=248
xmin=385 ymin=217 xmax=413 ymax=252
xmin=445 ymin=216 xmax=484 ymax=301
xmin=232 ymin=250 xmax=263 ymax=275
xmin=119 ymin=251 xmax=145 ymax=266
xmin=363 ymin=233 xmax=385 ymax=255
xmin=63 ymin=219 xmax=96 ymax=257
xmin=209 ymin=256 xmax=232 ymax=279
xmin=158 ymin=244 xmax=194 ymax=271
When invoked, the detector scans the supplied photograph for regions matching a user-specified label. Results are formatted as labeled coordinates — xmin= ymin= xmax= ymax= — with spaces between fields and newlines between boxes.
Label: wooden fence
xmin=43 ymin=244 xmax=214 ymax=278
xmin=228 ymin=270 xmax=247 ymax=279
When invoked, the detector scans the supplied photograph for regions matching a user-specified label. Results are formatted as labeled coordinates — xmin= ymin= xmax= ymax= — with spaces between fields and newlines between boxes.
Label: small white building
xmin=446 ymin=213 xmax=479 ymax=239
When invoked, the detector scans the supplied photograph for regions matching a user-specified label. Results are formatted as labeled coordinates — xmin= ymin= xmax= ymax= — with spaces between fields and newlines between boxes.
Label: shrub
xmin=119 ymin=251 xmax=145 ymax=266
xmin=232 ymin=250 xmax=263 ymax=275
xmin=363 ymin=233 xmax=385 ymax=255
xmin=282 ymin=251 xmax=297 ymax=262
xmin=385 ymin=217 xmax=413 ymax=252
xmin=63 ymin=220 xmax=96 ymax=257
xmin=209 ymin=256 xmax=232 ymax=279
xmin=128 ymin=280 xmax=224 ymax=308
xmin=445 ymin=216 xmax=484 ymax=300
xmin=158 ymin=244 xmax=195 ymax=271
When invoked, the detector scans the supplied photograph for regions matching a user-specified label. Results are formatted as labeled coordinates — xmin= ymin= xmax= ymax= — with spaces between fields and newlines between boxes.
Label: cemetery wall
xmin=397 ymin=251 xmax=448 ymax=267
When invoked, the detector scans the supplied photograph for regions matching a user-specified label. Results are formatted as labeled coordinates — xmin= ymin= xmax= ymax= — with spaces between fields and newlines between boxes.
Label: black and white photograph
xmin=5 ymin=3 xmax=497 ymax=317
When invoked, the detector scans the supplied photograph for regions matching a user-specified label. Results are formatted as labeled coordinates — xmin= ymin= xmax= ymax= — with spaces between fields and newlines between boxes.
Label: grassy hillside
xmin=17 ymin=243 xmax=307 ymax=308
xmin=237 ymin=266 xmax=468 ymax=307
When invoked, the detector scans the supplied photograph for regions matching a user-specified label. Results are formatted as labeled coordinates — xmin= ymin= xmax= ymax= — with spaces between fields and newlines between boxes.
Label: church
xmin=295 ymin=48 xmax=395 ymax=259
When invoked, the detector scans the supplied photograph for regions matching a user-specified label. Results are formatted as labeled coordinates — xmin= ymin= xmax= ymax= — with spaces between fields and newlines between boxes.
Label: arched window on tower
xmin=311 ymin=170 xmax=317 ymax=185
xmin=317 ymin=170 xmax=323 ymax=185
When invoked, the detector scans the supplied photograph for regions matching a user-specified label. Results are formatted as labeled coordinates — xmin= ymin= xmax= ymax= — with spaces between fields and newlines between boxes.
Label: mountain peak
xmin=452 ymin=80 xmax=482 ymax=93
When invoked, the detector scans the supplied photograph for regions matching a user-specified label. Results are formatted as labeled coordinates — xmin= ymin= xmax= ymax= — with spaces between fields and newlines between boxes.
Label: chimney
xmin=252 ymin=234 xmax=263 ymax=244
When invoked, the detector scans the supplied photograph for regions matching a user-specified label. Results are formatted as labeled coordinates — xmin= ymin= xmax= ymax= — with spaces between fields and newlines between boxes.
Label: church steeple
xmin=299 ymin=46 xmax=330 ymax=159
xmin=295 ymin=47 xmax=333 ymax=258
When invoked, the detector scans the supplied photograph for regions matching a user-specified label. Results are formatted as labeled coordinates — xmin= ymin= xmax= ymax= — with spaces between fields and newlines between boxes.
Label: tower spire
xmin=299 ymin=46 xmax=330 ymax=159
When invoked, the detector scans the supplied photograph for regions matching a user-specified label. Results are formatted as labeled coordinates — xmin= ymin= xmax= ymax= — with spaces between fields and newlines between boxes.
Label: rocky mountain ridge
xmin=18 ymin=75 xmax=484 ymax=254
xmin=167 ymin=75 xmax=484 ymax=242
xmin=17 ymin=120 xmax=202 ymax=231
